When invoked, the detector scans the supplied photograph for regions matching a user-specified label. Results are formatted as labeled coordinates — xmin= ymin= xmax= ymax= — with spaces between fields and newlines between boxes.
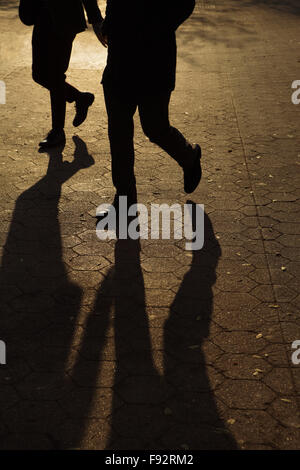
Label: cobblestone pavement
xmin=0 ymin=0 xmax=299 ymax=450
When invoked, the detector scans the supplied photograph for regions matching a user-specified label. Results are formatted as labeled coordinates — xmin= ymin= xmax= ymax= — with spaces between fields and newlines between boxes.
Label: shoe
xmin=184 ymin=144 xmax=202 ymax=193
xmin=39 ymin=129 xmax=66 ymax=148
xmin=73 ymin=92 xmax=95 ymax=127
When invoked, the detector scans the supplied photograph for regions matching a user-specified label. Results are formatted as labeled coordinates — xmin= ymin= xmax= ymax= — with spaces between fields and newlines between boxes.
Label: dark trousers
xmin=32 ymin=24 xmax=81 ymax=130
xmin=103 ymin=83 xmax=196 ymax=196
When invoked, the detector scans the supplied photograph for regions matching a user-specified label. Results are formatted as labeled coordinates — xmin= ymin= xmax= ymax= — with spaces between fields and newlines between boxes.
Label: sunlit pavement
xmin=0 ymin=0 xmax=299 ymax=450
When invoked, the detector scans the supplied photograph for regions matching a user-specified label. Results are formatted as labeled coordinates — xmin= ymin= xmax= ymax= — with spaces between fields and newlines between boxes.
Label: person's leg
xmin=32 ymin=25 xmax=51 ymax=90
xmin=50 ymin=36 xmax=94 ymax=129
xmin=138 ymin=92 xmax=197 ymax=169
xmin=48 ymin=33 xmax=77 ymax=131
xmin=32 ymin=26 xmax=78 ymax=129
xmin=139 ymin=91 xmax=202 ymax=193
xmin=32 ymin=25 xmax=63 ymax=146
xmin=51 ymin=34 xmax=95 ymax=128
xmin=103 ymin=84 xmax=138 ymax=200
xmin=32 ymin=25 xmax=91 ymax=146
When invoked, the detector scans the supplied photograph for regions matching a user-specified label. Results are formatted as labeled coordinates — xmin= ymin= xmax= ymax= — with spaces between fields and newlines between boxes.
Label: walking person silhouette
xmin=98 ymin=0 xmax=202 ymax=212
xmin=19 ymin=0 xmax=105 ymax=148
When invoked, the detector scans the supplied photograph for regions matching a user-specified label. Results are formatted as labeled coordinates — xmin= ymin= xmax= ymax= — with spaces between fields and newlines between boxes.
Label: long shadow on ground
xmin=71 ymin=208 xmax=238 ymax=449
xmin=0 ymin=137 xmax=95 ymax=449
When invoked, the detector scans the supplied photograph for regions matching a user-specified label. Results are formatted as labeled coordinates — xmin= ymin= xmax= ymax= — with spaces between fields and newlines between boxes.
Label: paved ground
xmin=0 ymin=0 xmax=299 ymax=450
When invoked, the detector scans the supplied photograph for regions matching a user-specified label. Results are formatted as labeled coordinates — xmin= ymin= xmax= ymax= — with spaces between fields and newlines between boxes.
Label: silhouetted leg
xmin=32 ymin=25 xmax=81 ymax=131
xmin=139 ymin=92 xmax=196 ymax=168
xmin=48 ymin=34 xmax=79 ymax=130
xmin=103 ymin=84 xmax=137 ymax=198
xmin=32 ymin=25 xmax=50 ymax=89
xmin=65 ymin=83 xmax=81 ymax=103
xmin=50 ymin=83 xmax=82 ymax=130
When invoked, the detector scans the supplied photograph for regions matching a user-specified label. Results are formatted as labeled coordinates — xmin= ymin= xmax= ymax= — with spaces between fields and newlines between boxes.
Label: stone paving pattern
xmin=0 ymin=0 xmax=299 ymax=450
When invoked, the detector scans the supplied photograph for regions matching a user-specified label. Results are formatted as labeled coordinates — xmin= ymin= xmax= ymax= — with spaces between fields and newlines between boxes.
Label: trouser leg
xmin=32 ymin=26 xmax=80 ymax=130
xmin=103 ymin=84 xmax=137 ymax=198
xmin=48 ymin=34 xmax=79 ymax=130
xmin=65 ymin=83 xmax=81 ymax=103
xmin=139 ymin=92 xmax=196 ymax=168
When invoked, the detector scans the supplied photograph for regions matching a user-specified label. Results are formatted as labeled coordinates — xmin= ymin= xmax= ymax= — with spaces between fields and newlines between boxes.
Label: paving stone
xmin=216 ymin=380 xmax=275 ymax=410
xmin=263 ymin=368 xmax=297 ymax=395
